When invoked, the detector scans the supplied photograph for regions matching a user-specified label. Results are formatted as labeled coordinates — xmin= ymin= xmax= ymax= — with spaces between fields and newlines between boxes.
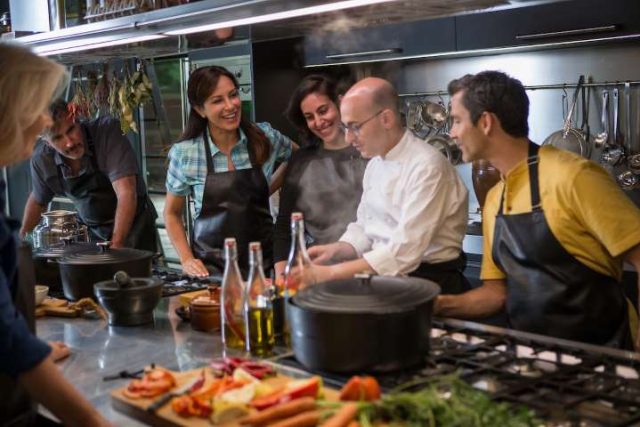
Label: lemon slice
xmin=212 ymin=400 xmax=250 ymax=424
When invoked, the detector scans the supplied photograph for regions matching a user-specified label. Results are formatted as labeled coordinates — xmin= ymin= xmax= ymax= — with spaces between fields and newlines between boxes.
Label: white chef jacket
xmin=339 ymin=130 xmax=468 ymax=276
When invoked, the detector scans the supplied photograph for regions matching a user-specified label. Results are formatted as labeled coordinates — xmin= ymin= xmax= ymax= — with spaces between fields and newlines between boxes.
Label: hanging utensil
xmin=579 ymin=78 xmax=592 ymax=158
xmin=594 ymin=90 xmax=609 ymax=149
xmin=420 ymin=100 xmax=448 ymax=132
xmin=600 ymin=88 xmax=625 ymax=167
xmin=542 ymin=76 xmax=589 ymax=157
xmin=624 ymin=82 xmax=631 ymax=152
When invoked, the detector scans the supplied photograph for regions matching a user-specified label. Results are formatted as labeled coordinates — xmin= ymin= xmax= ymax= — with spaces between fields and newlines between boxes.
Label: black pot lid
xmin=58 ymin=243 xmax=153 ymax=265
xmin=94 ymin=275 xmax=161 ymax=295
xmin=291 ymin=275 xmax=440 ymax=314
xmin=33 ymin=242 xmax=98 ymax=259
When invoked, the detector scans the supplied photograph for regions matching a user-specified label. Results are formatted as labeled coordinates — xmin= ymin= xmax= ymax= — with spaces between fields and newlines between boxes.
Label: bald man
xmin=304 ymin=78 xmax=470 ymax=294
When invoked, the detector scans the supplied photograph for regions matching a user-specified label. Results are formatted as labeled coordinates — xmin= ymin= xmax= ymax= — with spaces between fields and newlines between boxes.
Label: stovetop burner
xmin=153 ymin=267 xmax=220 ymax=298
xmin=271 ymin=319 xmax=640 ymax=426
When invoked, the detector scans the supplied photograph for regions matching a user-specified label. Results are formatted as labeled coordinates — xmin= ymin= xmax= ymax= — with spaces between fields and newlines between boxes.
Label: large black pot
xmin=32 ymin=241 xmax=95 ymax=292
xmin=58 ymin=242 xmax=153 ymax=301
xmin=288 ymin=275 xmax=440 ymax=373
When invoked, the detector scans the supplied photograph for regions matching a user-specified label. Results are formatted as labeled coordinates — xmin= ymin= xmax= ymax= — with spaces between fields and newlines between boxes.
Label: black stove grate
xmin=271 ymin=320 xmax=640 ymax=426
xmin=153 ymin=267 xmax=219 ymax=298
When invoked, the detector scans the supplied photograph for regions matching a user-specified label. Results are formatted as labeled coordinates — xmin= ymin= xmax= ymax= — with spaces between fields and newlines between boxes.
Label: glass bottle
xmin=220 ymin=238 xmax=247 ymax=351
xmin=274 ymin=212 xmax=315 ymax=346
xmin=245 ymin=242 xmax=275 ymax=357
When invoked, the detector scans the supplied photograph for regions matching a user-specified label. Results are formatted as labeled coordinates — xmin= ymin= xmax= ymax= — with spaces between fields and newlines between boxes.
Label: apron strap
xmin=203 ymin=129 xmax=216 ymax=173
xmin=82 ymin=123 xmax=100 ymax=171
xmin=498 ymin=142 xmax=541 ymax=214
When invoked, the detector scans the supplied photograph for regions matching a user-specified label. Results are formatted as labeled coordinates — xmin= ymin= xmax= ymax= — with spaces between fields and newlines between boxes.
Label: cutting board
xmin=111 ymin=367 xmax=338 ymax=427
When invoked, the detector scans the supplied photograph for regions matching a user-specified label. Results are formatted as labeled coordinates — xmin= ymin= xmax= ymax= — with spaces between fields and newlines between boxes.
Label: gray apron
xmin=58 ymin=124 xmax=157 ymax=252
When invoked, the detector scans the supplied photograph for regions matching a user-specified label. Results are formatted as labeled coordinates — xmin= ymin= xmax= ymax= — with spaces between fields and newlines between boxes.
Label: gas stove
xmin=271 ymin=318 xmax=640 ymax=426
xmin=152 ymin=268 xmax=220 ymax=297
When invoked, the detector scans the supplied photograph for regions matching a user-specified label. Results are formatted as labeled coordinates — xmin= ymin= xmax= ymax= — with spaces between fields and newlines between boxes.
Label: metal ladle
xmin=600 ymin=88 xmax=625 ymax=166
xmin=594 ymin=90 xmax=609 ymax=149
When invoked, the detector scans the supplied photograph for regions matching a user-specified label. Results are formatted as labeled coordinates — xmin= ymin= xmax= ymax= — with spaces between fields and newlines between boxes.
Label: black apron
xmin=492 ymin=143 xmax=632 ymax=349
xmin=58 ymin=125 xmax=157 ymax=252
xmin=0 ymin=238 xmax=39 ymax=427
xmin=191 ymin=132 xmax=273 ymax=274
xmin=409 ymin=253 xmax=471 ymax=295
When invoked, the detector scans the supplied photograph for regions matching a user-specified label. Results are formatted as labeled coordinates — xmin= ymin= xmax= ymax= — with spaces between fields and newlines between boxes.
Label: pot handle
xmin=354 ymin=273 xmax=374 ymax=286
xmin=96 ymin=241 xmax=111 ymax=253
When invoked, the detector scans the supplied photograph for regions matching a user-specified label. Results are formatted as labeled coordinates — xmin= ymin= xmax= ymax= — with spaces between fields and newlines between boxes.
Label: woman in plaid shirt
xmin=164 ymin=66 xmax=296 ymax=276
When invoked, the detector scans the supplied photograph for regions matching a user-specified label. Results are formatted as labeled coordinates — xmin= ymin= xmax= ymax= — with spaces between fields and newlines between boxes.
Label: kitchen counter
xmin=37 ymin=297 xmax=640 ymax=426
xmin=36 ymin=297 xmax=235 ymax=425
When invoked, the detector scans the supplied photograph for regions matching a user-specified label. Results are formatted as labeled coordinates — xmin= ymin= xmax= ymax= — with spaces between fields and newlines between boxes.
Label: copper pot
xmin=471 ymin=160 xmax=501 ymax=212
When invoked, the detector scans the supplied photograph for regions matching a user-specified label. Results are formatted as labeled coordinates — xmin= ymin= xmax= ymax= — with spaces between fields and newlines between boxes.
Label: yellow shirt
xmin=481 ymin=145 xmax=640 ymax=281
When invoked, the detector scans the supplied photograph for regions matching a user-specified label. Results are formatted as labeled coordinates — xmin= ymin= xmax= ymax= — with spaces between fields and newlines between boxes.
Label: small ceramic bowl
xmin=189 ymin=297 xmax=221 ymax=332
xmin=35 ymin=285 xmax=49 ymax=306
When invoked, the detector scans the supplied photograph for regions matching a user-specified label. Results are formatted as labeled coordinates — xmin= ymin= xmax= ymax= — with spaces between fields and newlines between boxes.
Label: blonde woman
xmin=0 ymin=42 xmax=111 ymax=427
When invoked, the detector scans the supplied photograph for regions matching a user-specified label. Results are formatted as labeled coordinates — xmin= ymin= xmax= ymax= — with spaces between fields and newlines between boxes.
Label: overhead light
xmin=163 ymin=0 xmax=398 ymax=36
xmin=35 ymin=34 xmax=166 ymax=56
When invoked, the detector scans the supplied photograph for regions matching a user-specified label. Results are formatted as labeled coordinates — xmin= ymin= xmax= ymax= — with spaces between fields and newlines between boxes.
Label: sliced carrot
xmin=266 ymin=410 xmax=321 ymax=427
xmin=240 ymin=397 xmax=316 ymax=426
xmin=320 ymin=403 xmax=358 ymax=427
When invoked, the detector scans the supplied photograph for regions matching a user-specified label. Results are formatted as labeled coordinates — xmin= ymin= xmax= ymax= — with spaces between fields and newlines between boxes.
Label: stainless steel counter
xmin=36 ymin=297 xmax=231 ymax=426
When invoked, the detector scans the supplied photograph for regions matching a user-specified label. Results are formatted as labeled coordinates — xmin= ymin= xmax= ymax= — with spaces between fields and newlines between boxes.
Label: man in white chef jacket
xmin=304 ymin=77 xmax=470 ymax=294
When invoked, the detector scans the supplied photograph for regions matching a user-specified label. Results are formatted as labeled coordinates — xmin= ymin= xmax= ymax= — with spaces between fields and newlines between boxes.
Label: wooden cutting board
xmin=111 ymin=367 xmax=338 ymax=427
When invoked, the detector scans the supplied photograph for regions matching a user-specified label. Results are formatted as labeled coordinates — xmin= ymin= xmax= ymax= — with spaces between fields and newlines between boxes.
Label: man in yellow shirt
xmin=436 ymin=70 xmax=640 ymax=350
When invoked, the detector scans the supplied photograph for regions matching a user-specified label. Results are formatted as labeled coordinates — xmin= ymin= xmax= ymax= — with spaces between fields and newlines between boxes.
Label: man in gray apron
xmin=20 ymin=100 xmax=157 ymax=252
xmin=436 ymin=71 xmax=640 ymax=350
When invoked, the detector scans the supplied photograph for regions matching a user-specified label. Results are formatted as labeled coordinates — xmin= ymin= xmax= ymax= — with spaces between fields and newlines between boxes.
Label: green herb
xmin=364 ymin=373 xmax=541 ymax=427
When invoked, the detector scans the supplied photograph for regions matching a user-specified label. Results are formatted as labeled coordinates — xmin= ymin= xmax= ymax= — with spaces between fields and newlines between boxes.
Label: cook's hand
xmin=182 ymin=258 xmax=209 ymax=277
xmin=290 ymin=263 xmax=334 ymax=286
xmin=308 ymin=244 xmax=340 ymax=265
xmin=109 ymin=240 xmax=124 ymax=249
xmin=48 ymin=341 xmax=70 ymax=362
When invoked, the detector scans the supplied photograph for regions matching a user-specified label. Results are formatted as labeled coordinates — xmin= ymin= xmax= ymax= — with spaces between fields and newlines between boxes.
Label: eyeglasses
xmin=339 ymin=109 xmax=384 ymax=137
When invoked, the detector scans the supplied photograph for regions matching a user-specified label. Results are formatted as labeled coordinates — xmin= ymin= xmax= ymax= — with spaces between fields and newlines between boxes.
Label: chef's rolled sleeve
xmin=339 ymin=222 xmax=371 ymax=257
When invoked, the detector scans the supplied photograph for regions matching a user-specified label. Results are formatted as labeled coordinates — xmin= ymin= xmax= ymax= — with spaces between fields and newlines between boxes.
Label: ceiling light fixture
xmin=35 ymin=34 xmax=167 ymax=56
xmin=163 ymin=0 xmax=398 ymax=36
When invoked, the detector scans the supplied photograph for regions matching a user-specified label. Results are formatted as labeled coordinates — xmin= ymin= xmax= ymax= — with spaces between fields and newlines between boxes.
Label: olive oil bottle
xmin=245 ymin=242 xmax=275 ymax=356
xmin=275 ymin=212 xmax=315 ymax=347
xmin=220 ymin=238 xmax=247 ymax=351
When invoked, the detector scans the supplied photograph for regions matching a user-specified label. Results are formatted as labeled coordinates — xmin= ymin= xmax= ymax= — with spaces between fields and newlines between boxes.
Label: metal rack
xmin=399 ymin=79 xmax=640 ymax=98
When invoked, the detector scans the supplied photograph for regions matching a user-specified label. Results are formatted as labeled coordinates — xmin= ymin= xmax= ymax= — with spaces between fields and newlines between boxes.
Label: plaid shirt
xmin=166 ymin=122 xmax=293 ymax=217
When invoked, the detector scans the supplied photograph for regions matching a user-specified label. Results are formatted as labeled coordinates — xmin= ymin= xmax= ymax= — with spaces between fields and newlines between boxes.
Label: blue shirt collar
xmin=205 ymin=126 xmax=248 ymax=155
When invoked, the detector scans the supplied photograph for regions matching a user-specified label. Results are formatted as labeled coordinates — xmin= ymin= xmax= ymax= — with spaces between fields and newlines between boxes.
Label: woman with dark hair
xmin=164 ymin=66 xmax=295 ymax=276
xmin=273 ymin=74 xmax=368 ymax=277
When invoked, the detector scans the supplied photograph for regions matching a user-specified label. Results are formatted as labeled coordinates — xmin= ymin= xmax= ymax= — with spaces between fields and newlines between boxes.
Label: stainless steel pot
xmin=33 ymin=210 xmax=88 ymax=250
xmin=287 ymin=275 xmax=440 ymax=373
xmin=58 ymin=242 xmax=153 ymax=301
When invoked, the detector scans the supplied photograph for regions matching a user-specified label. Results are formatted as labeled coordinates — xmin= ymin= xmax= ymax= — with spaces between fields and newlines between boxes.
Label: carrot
xmin=265 ymin=410 xmax=321 ymax=427
xmin=346 ymin=422 xmax=360 ymax=427
xmin=320 ymin=403 xmax=358 ymax=427
xmin=240 ymin=397 xmax=316 ymax=426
